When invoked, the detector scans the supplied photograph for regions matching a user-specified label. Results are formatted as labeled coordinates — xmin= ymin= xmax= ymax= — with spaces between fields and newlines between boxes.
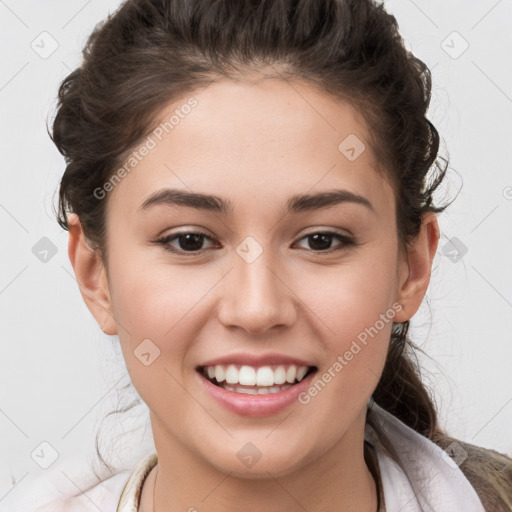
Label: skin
xmin=68 ymin=76 xmax=439 ymax=512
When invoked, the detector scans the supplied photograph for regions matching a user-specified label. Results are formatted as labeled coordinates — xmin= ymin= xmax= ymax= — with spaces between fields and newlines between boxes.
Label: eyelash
xmin=155 ymin=230 xmax=356 ymax=255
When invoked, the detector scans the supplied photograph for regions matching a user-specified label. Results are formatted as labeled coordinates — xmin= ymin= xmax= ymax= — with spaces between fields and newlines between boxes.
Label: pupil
xmin=309 ymin=233 xmax=332 ymax=250
xmin=180 ymin=233 xmax=203 ymax=251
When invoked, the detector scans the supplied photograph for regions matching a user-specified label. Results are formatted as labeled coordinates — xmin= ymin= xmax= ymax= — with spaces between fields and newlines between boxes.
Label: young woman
xmin=37 ymin=0 xmax=512 ymax=510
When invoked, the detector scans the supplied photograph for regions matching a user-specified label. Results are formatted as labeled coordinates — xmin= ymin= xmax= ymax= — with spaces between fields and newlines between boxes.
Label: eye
xmin=155 ymin=229 xmax=355 ymax=255
xmin=156 ymin=230 xmax=218 ymax=253
xmin=294 ymin=231 xmax=355 ymax=252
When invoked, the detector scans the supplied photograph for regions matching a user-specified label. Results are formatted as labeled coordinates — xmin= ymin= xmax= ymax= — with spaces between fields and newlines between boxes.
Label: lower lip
xmin=197 ymin=369 xmax=317 ymax=417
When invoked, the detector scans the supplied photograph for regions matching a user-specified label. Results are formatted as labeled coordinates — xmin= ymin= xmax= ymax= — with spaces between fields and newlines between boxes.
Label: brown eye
xmin=157 ymin=231 xmax=218 ymax=253
xmin=295 ymin=232 xmax=355 ymax=252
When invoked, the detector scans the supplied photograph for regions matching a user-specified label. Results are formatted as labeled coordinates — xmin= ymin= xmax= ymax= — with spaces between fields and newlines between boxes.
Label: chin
xmin=204 ymin=444 xmax=314 ymax=479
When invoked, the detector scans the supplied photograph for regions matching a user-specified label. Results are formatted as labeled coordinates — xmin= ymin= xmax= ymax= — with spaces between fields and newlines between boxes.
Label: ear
xmin=393 ymin=211 xmax=440 ymax=323
xmin=67 ymin=213 xmax=118 ymax=335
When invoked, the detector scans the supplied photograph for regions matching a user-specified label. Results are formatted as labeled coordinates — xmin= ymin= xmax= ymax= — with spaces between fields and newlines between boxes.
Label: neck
xmin=141 ymin=408 xmax=378 ymax=512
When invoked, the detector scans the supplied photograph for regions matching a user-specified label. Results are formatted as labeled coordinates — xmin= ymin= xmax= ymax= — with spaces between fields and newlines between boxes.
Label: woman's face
xmin=74 ymin=77 xmax=436 ymax=477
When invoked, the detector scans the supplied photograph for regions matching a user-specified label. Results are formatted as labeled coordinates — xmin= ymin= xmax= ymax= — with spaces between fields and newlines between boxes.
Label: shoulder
xmin=33 ymin=452 xmax=157 ymax=512
xmin=33 ymin=471 xmax=131 ymax=512
xmin=434 ymin=434 xmax=512 ymax=512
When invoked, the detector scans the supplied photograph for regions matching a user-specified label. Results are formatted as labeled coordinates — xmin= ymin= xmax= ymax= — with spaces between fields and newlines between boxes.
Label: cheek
xmin=299 ymin=251 xmax=398 ymax=394
xmin=304 ymin=248 xmax=399 ymax=335
xmin=106 ymin=257 xmax=214 ymax=413
xmin=109 ymin=253 xmax=214 ymax=336
xmin=106 ymin=250 xmax=221 ymax=391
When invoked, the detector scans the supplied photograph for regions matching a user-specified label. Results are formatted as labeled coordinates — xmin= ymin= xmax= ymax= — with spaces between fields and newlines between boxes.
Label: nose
xmin=217 ymin=245 xmax=298 ymax=335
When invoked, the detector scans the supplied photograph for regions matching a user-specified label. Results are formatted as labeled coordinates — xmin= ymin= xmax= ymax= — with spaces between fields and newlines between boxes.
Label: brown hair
xmin=51 ymin=0 xmax=450 ymax=477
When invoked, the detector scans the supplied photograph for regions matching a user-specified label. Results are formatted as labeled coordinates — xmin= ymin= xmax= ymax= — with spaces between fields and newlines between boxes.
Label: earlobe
xmin=67 ymin=214 xmax=118 ymax=335
xmin=393 ymin=212 xmax=440 ymax=323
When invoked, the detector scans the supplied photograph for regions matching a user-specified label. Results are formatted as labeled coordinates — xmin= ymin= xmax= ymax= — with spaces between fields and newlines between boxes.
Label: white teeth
xmin=202 ymin=364 xmax=312 ymax=387
xmin=286 ymin=366 xmax=297 ymax=383
xmin=273 ymin=366 xmax=287 ymax=385
xmin=222 ymin=383 xmax=293 ymax=394
xmin=225 ymin=364 xmax=239 ymax=384
xmin=256 ymin=366 xmax=274 ymax=386
xmin=296 ymin=366 xmax=308 ymax=381
xmin=214 ymin=365 xmax=225 ymax=383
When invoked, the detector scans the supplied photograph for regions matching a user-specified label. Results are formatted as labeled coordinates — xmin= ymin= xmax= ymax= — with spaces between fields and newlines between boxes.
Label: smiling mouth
xmin=197 ymin=365 xmax=318 ymax=395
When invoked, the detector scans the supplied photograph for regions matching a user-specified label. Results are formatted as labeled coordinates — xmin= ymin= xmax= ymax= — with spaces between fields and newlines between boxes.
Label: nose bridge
xmin=218 ymin=235 xmax=296 ymax=334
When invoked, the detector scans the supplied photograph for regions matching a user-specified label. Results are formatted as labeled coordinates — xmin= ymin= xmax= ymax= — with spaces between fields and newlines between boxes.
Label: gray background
xmin=1 ymin=0 xmax=511 ymax=509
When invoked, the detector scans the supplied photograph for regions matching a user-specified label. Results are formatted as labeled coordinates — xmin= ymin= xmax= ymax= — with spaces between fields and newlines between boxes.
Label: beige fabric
xmin=117 ymin=452 xmax=157 ymax=512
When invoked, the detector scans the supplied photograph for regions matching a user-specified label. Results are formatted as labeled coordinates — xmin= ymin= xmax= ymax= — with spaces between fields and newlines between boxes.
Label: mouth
xmin=196 ymin=364 xmax=318 ymax=395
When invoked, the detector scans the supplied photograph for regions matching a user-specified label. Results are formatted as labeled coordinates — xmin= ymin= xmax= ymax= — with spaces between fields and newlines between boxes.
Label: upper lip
xmin=197 ymin=353 xmax=316 ymax=369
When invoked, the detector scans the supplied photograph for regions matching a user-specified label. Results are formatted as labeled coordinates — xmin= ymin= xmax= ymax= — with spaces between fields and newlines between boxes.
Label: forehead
xmin=108 ymin=77 xmax=395 ymax=217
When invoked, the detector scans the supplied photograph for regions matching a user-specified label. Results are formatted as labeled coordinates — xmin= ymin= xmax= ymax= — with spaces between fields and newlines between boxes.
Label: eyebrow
xmin=138 ymin=188 xmax=374 ymax=215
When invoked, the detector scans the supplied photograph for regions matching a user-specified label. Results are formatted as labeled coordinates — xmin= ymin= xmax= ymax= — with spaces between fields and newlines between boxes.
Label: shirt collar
xmin=365 ymin=403 xmax=486 ymax=512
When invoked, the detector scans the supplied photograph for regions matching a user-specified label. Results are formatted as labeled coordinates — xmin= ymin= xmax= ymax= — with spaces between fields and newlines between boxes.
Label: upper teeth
xmin=204 ymin=364 xmax=310 ymax=386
